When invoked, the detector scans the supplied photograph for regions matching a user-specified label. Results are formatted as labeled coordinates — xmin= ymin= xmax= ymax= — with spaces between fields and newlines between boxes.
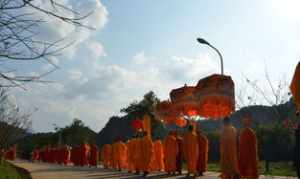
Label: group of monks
xmin=32 ymin=144 xmax=99 ymax=167
xmin=101 ymin=126 xmax=209 ymax=177
xmin=220 ymin=116 xmax=259 ymax=179
xmin=101 ymin=115 xmax=258 ymax=179
xmin=29 ymin=115 xmax=258 ymax=179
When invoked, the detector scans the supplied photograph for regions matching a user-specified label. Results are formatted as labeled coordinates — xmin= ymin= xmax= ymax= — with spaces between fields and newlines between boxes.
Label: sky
xmin=10 ymin=0 xmax=300 ymax=132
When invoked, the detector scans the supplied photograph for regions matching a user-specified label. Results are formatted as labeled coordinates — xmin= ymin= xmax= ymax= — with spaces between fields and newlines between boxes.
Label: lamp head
xmin=197 ymin=38 xmax=210 ymax=45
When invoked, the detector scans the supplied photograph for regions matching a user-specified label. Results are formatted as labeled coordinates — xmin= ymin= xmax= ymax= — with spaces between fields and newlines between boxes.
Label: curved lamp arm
xmin=197 ymin=38 xmax=224 ymax=75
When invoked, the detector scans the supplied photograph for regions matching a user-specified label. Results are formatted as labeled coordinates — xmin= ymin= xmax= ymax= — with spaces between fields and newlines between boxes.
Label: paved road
xmin=11 ymin=160 xmax=297 ymax=179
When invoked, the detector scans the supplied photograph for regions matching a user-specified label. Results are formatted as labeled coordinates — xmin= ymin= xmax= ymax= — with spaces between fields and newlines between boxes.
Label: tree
xmin=241 ymin=65 xmax=294 ymax=172
xmin=56 ymin=118 xmax=97 ymax=146
xmin=97 ymin=91 xmax=167 ymax=146
xmin=0 ymin=88 xmax=32 ymax=161
xmin=0 ymin=0 xmax=90 ymax=87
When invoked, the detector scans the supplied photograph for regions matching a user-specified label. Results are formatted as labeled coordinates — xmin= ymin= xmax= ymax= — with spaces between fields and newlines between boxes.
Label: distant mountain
xmin=97 ymin=99 xmax=299 ymax=145
xmin=199 ymin=99 xmax=298 ymax=132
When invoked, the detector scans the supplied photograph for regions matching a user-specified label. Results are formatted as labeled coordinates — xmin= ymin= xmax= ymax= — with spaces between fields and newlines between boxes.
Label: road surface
xmin=11 ymin=160 xmax=297 ymax=179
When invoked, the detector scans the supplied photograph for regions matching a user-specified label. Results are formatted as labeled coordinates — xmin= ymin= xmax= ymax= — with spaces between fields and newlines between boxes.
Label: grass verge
xmin=0 ymin=160 xmax=32 ymax=179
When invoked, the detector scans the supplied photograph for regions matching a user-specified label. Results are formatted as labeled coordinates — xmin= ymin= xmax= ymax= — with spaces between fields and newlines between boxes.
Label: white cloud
xmin=86 ymin=40 xmax=106 ymax=59
xmin=68 ymin=69 xmax=83 ymax=80
xmin=25 ymin=0 xmax=108 ymax=59
xmin=16 ymin=50 xmax=219 ymax=132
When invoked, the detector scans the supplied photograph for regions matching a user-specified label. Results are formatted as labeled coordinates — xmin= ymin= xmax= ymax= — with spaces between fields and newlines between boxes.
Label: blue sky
xmin=12 ymin=0 xmax=300 ymax=132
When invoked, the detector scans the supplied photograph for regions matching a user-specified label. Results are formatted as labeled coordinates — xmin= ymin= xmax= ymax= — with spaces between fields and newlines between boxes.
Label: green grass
xmin=0 ymin=160 xmax=31 ymax=179
xmin=208 ymin=161 xmax=297 ymax=177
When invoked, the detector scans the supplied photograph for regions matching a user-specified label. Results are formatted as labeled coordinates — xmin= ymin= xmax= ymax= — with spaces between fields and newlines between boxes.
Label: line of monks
xmin=32 ymin=144 xmax=99 ymax=167
xmin=100 ymin=116 xmax=258 ymax=179
xmin=30 ymin=115 xmax=258 ymax=179
xmin=101 ymin=127 xmax=209 ymax=178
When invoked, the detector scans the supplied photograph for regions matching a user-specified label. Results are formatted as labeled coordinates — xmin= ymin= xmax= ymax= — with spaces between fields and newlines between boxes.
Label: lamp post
xmin=197 ymin=38 xmax=224 ymax=75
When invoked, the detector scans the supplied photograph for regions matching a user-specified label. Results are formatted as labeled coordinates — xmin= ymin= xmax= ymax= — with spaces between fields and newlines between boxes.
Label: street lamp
xmin=197 ymin=38 xmax=224 ymax=75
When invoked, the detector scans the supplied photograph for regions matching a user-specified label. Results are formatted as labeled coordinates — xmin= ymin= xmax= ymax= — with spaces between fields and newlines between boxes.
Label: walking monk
xmin=133 ymin=133 xmax=143 ymax=174
xmin=127 ymin=136 xmax=137 ymax=173
xmin=197 ymin=128 xmax=209 ymax=176
xmin=183 ymin=125 xmax=199 ymax=178
xmin=152 ymin=138 xmax=164 ymax=172
xmin=239 ymin=115 xmax=259 ymax=179
xmin=164 ymin=131 xmax=178 ymax=175
xmin=175 ymin=131 xmax=183 ymax=174
xmin=101 ymin=144 xmax=112 ymax=169
xmin=220 ymin=117 xmax=239 ymax=179
xmin=80 ymin=143 xmax=90 ymax=166
xmin=115 ymin=138 xmax=127 ymax=171
xmin=140 ymin=131 xmax=154 ymax=177
xmin=89 ymin=144 xmax=99 ymax=168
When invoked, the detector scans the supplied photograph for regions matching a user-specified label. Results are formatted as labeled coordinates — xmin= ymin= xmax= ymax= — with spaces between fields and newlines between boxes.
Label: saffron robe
xmin=140 ymin=136 xmax=154 ymax=172
xmin=164 ymin=135 xmax=178 ymax=173
xmin=152 ymin=140 xmax=164 ymax=171
xmin=89 ymin=144 xmax=99 ymax=167
xmin=239 ymin=128 xmax=259 ymax=179
xmin=220 ymin=125 xmax=239 ymax=179
xmin=183 ymin=132 xmax=199 ymax=175
xmin=197 ymin=133 xmax=209 ymax=173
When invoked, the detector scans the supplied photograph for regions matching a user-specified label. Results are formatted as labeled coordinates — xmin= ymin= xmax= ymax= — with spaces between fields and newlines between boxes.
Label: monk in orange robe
xmin=127 ymin=139 xmax=135 ymax=173
xmin=239 ymin=116 xmax=259 ymax=179
xmin=111 ymin=142 xmax=118 ymax=169
xmin=62 ymin=146 xmax=69 ymax=165
xmin=132 ymin=134 xmax=142 ymax=174
xmin=71 ymin=146 xmax=77 ymax=166
xmin=164 ymin=131 xmax=178 ymax=175
xmin=197 ymin=128 xmax=209 ymax=176
xmin=80 ymin=143 xmax=90 ymax=166
xmin=175 ymin=131 xmax=183 ymax=175
xmin=89 ymin=144 xmax=99 ymax=167
xmin=102 ymin=144 xmax=112 ymax=169
xmin=220 ymin=117 xmax=239 ymax=179
xmin=152 ymin=138 xmax=164 ymax=171
xmin=32 ymin=149 xmax=38 ymax=162
xmin=115 ymin=139 xmax=127 ymax=171
xmin=140 ymin=131 xmax=154 ymax=177
xmin=183 ymin=125 xmax=199 ymax=177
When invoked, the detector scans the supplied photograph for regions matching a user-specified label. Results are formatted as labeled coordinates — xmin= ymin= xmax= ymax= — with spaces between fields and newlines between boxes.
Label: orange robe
xmin=132 ymin=138 xmax=142 ymax=172
xmin=115 ymin=141 xmax=127 ymax=170
xmin=89 ymin=144 xmax=99 ymax=167
xmin=112 ymin=143 xmax=118 ymax=169
xmin=102 ymin=144 xmax=112 ymax=168
xmin=183 ymin=132 xmax=199 ymax=175
xmin=164 ymin=135 xmax=178 ymax=173
xmin=80 ymin=144 xmax=90 ymax=166
xmin=152 ymin=140 xmax=164 ymax=171
xmin=239 ymin=128 xmax=259 ymax=179
xmin=32 ymin=149 xmax=40 ymax=161
xmin=140 ymin=136 xmax=154 ymax=172
xmin=197 ymin=133 xmax=209 ymax=173
xmin=220 ymin=125 xmax=239 ymax=179
xmin=127 ymin=140 xmax=135 ymax=172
